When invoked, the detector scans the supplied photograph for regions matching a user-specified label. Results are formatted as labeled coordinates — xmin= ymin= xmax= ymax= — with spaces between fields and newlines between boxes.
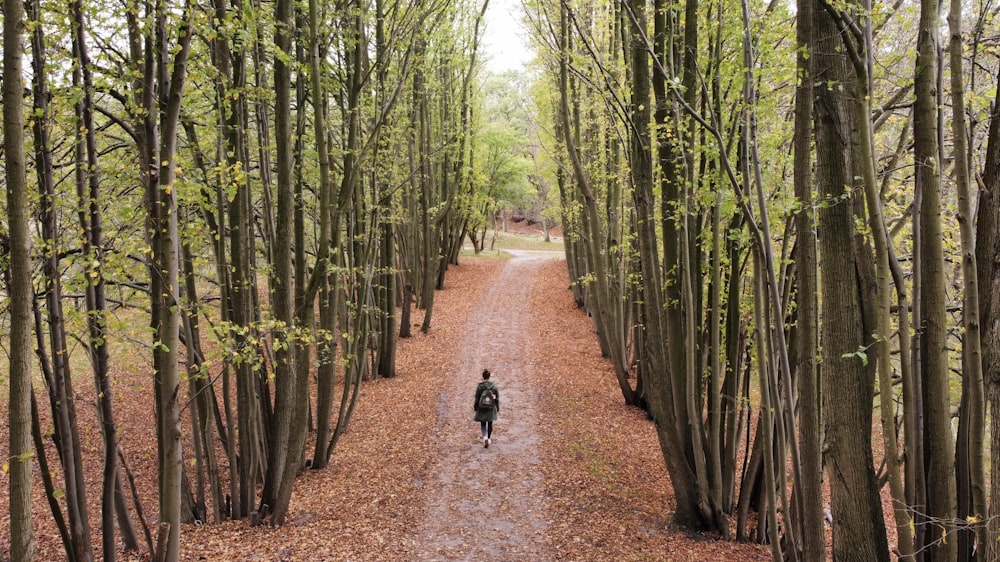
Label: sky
xmin=481 ymin=0 xmax=535 ymax=73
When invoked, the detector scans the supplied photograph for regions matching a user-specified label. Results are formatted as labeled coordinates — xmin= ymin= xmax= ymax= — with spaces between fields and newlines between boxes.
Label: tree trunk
xmin=4 ymin=0 xmax=37 ymax=554
xmin=914 ymin=0 xmax=957 ymax=557
xmin=292 ymin=3 xmax=313 ymax=467
xmin=312 ymin=264 xmax=338 ymax=467
xmin=794 ymin=0 xmax=825 ymax=557
xmin=753 ymin=267 xmax=782 ymax=560
xmin=947 ymin=0 xmax=987 ymax=556
xmin=181 ymin=241 xmax=224 ymax=523
xmin=69 ymin=0 xmax=128 ymax=553
xmin=821 ymin=0 xmax=916 ymax=555
xmin=209 ymin=0 xmax=263 ymax=518
xmin=624 ymin=0 xmax=657 ymax=410
xmin=414 ymin=35 xmax=438 ymax=334
xmin=260 ymin=0 xmax=301 ymax=525
xmin=813 ymin=4 xmax=890 ymax=559
xmin=143 ymin=1 xmax=195 ymax=557
xmin=306 ymin=0 xmax=340 ymax=466
xmin=31 ymin=5 xmax=93 ymax=558
xmin=561 ymin=1 xmax=634 ymax=404
xmin=378 ymin=220 xmax=399 ymax=378
xmin=977 ymin=52 xmax=1000 ymax=562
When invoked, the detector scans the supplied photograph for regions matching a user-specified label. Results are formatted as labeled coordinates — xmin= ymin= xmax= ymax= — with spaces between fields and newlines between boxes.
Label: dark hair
xmin=482 ymin=369 xmax=491 ymax=380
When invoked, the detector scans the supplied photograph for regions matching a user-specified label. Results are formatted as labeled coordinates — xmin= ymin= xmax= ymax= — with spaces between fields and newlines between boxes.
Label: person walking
xmin=474 ymin=369 xmax=500 ymax=448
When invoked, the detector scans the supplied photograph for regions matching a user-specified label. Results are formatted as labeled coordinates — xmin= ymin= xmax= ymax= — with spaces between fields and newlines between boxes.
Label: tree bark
xmin=260 ymin=0 xmax=301 ymax=525
xmin=625 ymin=0 xmax=659 ymax=411
xmin=914 ymin=0 xmax=957 ymax=557
xmin=977 ymin=52 xmax=1000 ymax=562
xmin=141 ymin=0 xmax=195 ymax=556
xmin=794 ymin=0 xmax=825 ymax=557
xmin=947 ymin=0 xmax=987 ymax=556
xmin=5 ymin=0 xmax=37 ymax=554
xmin=814 ymin=4 xmax=890 ymax=559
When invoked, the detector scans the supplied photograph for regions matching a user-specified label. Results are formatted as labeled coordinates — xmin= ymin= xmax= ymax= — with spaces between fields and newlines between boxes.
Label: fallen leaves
xmin=1 ymin=243 xmax=771 ymax=561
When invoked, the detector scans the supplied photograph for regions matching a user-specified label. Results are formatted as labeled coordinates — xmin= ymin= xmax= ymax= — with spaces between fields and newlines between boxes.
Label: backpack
xmin=478 ymin=386 xmax=495 ymax=410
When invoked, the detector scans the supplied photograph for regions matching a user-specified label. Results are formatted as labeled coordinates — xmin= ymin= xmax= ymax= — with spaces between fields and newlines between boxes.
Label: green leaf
xmin=841 ymin=348 xmax=869 ymax=366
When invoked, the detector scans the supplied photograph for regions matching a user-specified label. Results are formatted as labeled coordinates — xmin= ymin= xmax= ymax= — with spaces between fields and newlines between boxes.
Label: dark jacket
xmin=474 ymin=381 xmax=499 ymax=422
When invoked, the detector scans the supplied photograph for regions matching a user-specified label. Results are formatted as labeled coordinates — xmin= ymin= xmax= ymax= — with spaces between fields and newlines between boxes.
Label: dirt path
xmin=411 ymin=251 xmax=562 ymax=560
xmin=6 ymin=247 xmax=772 ymax=561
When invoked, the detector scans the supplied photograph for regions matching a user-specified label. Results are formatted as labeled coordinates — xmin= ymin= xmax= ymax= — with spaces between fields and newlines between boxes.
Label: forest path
xmin=10 ymin=243 xmax=770 ymax=561
xmin=411 ymin=251 xmax=560 ymax=560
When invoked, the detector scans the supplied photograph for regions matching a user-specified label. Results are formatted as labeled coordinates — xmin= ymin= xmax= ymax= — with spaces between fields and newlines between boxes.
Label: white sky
xmin=481 ymin=0 xmax=534 ymax=73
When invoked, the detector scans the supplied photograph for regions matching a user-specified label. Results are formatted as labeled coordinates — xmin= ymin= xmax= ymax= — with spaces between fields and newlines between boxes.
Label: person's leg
xmin=486 ymin=421 xmax=493 ymax=439
xmin=480 ymin=421 xmax=487 ymax=440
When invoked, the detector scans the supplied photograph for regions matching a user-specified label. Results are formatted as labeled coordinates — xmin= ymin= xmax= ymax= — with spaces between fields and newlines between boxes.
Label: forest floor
xmin=1 ymin=222 xmax=773 ymax=561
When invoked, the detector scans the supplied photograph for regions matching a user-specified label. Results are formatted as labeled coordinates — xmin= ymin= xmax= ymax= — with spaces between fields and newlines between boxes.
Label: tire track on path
xmin=412 ymin=252 xmax=561 ymax=560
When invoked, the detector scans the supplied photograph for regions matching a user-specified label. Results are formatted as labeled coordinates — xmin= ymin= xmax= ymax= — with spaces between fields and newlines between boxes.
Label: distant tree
xmin=475 ymin=123 xmax=533 ymax=232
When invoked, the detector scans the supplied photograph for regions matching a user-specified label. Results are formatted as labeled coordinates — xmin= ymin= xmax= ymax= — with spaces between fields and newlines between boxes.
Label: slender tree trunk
xmin=31 ymin=5 xmax=93 ymax=558
xmin=292 ymin=5 xmax=313 ymax=463
xmin=980 ymin=71 xmax=1000 ymax=562
xmin=313 ymin=264 xmax=338 ymax=467
xmin=914 ymin=0 xmax=957 ymax=557
xmin=794 ymin=0 xmax=824 ymax=557
xmin=814 ymin=4 xmax=890 ymax=559
xmin=561 ymin=1 xmax=633 ymax=403
xmin=857 ymin=61 xmax=918 ymax=562
xmin=947 ymin=0 xmax=987 ymax=556
xmin=740 ymin=7 xmax=809 ymax=548
xmin=308 ymin=0 xmax=339 ymax=465
xmin=146 ymin=2 xmax=195 ymax=556
xmin=378 ymin=220 xmax=399 ymax=378
xmin=4 ymin=0 xmax=37 ymax=554
xmin=624 ymin=0 xmax=657 ymax=409
xmin=261 ymin=0 xmax=300 ymax=525
xmin=413 ymin=35 xmax=437 ymax=332
xmin=211 ymin=0 xmax=262 ymax=518
xmin=721 ymin=227 xmax=748 ymax=515
xmin=653 ymin=0 xmax=692 ymax=454
xmin=739 ymin=2 xmax=808 ymax=551
xmin=550 ymin=100 xmax=585 ymax=308
xmin=69 ymin=0 xmax=128 ymax=553
xmin=753 ymin=265 xmax=782 ymax=561
xmin=857 ymin=68 xmax=916 ymax=562
xmin=181 ymin=241 xmax=224 ymax=523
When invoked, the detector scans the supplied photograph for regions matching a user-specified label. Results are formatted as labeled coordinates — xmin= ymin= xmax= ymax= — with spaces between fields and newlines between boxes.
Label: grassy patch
xmin=490 ymin=230 xmax=564 ymax=251
xmin=458 ymin=247 xmax=510 ymax=259
xmin=459 ymin=229 xmax=565 ymax=258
